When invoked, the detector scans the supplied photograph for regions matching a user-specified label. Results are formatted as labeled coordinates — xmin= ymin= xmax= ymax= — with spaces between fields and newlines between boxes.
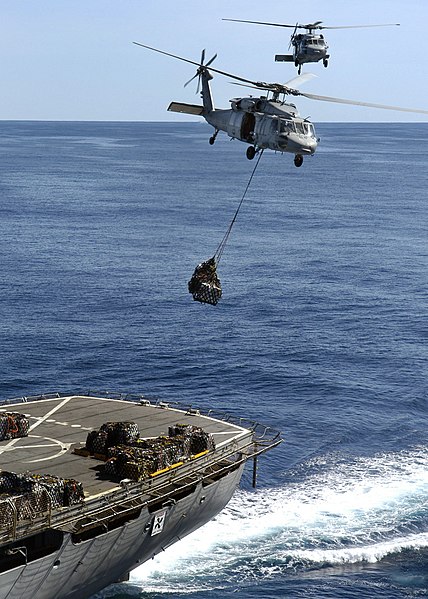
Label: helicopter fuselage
xmin=205 ymin=97 xmax=317 ymax=157
xmin=168 ymin=67 xmax=318 ymax=166
xmin=275 ymin=33 xmax=330 ymax=71
xmin=222 ymin=19 xmax=400 ymax=73
xmin=293 ymin=33 xmax=329 ymax=65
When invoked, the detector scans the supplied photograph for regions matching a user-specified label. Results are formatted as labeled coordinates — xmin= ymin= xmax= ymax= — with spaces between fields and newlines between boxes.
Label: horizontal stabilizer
xmin=275 ymin=54 xmax=294 ymax=62
xmin=168 ymin=102 xmax=205 ymax=115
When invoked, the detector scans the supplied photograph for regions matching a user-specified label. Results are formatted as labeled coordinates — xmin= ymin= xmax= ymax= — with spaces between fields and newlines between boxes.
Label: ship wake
xmin=126 ymin=446 xmax=428 ymax=594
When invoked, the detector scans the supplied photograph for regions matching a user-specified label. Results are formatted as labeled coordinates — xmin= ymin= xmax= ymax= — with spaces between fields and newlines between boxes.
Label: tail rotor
xmin=289 ymin=23 xmax=298 ymax=49
xmin=184 ymin=49 xmax=217 ymax=94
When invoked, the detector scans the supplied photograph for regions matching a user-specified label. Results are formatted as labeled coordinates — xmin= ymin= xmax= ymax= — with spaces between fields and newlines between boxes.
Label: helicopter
xmin=222 ymin=19 xmax=400 ymax=74
xmin=133 ymin=42 xmax=428 ymax=168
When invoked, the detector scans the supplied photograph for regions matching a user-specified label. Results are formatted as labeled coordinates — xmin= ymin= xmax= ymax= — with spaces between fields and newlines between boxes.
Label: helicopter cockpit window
xmin=303 ymin=123 xmax=315 ymax=136
xmin=295 ymin=122 xmax=305 ymax=134
xmin=279 ymin=121 xmax=295 ymax=133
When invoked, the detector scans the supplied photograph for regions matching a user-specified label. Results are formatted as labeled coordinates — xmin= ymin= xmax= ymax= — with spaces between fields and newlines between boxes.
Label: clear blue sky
xmin=1 ymin=0 xmax=427 ymax=121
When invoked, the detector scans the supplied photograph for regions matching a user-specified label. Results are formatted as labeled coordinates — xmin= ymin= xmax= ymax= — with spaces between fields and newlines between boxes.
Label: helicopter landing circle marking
xmin=0 ymin=434 xmax=72 ymax=463
xmin=0 ymin=397 xmax=73 ymax=457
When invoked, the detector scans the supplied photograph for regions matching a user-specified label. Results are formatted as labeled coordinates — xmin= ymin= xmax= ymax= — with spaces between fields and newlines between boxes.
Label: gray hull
xmin=0 ymin=465 xmax=244 ymax=599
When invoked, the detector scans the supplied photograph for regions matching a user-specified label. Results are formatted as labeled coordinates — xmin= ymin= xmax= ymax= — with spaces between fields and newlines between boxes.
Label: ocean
xmin=0 ymin=120 xmax=427 ymax=598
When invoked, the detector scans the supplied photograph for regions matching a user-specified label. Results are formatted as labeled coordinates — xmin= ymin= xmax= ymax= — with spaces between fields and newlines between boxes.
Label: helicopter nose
xmin=285 ymin=134 xmax=317 ymax=155
xmin=308 ymin=138 xmax=318 ymax=154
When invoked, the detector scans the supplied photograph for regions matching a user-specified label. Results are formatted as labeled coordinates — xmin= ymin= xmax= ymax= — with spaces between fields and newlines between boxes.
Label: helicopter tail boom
xmin=168 ymin=102 xmax=205 ymax=116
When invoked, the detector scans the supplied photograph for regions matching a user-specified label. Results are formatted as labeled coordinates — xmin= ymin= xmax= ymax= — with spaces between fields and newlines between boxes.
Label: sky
xmin=1 ymin=0 xmax=428 ymax=122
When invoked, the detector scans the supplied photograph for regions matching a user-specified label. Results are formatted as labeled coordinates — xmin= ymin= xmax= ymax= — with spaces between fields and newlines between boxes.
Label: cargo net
xmin=0 ymin=471 xmax=85 ymax=524
xmin=0 ymin=411 xmax=29 ymax=441
xmin=188 ymin=257 xmax=222 ymax=306
xmin=82 ymin=421 xmax=215 ymax=482
xmin=85 ymin=421 xmax=140 ymax=456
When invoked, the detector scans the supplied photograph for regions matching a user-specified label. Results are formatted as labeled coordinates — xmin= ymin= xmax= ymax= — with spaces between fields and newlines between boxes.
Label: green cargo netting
xmin=188 ymin=257 xmax=222 ymax=306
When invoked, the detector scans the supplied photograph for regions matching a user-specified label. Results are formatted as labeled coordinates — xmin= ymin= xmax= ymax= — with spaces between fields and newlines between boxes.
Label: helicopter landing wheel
xmin=246 ymin=146 xmax=256 ymax=160
xmin=294 ymin=154 xmax=303 ymax=168
xmin=323 ymin=59 xmax=328 ymax=68
xmin=298 ymin=65 xmax=302 ymax=75
xmin=209 ymin=129 xmax=219 ymax=145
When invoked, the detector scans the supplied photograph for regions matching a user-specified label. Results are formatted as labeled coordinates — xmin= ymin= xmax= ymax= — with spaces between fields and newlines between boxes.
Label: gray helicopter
xmin=133 ymin=42 xmax=428 ymax=167
xmin=223 ymin=19 xmax=400 ymax=74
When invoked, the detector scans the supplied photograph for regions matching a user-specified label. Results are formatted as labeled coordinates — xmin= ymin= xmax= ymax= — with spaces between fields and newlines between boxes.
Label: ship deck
xmin=0 ymin=394 xmax=252 ymax=498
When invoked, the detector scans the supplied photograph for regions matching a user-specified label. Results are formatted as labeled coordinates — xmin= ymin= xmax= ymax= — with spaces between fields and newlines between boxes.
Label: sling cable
xmin=188 ymin=151 xmax=264 ymax=305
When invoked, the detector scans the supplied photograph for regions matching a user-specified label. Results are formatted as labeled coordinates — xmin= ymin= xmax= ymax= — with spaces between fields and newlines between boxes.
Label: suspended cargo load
xmin=188 ymin=257 xmax=222 ymax=305
xmin=187 ymin=152 xmax=264 ymax=305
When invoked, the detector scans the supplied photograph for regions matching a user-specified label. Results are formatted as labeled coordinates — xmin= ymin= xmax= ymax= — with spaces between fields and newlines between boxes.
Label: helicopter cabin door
xmin=240 ymin=113 xmax=255 ymax=143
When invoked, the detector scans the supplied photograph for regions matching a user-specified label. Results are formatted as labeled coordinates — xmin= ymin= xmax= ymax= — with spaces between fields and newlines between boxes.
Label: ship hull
xmin=0 ymin=461 xmax=244 ymax=599
xmin=0 ymin=393 xmax=280 ymax=599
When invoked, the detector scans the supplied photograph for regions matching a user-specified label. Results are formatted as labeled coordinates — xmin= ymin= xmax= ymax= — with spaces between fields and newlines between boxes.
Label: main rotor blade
xmin=222 ymin=19 xmax=400 ymax=30
xmin=133 ymin=42 xmax=207 ymax=69
xmin=222 ymin=18 xmax=297 ymax=29
xmin=299 ymin=91 xmax=428 ymax=115
xmin=134 ymin=42 xmax=428 ymax=115
xmin=133 ymin=41 xmax=271 ymax=88
xmin=318 ymin=23 xmax=400 ymax=29
xmin=303 ymin=21 xmax=323 ymax=29
xmin=284 ymin=73 xmax=317 ymax=89
xmin=230 ymin=82 xmax=269 ymax=91
xmin=200 ymin=48 xmax=205 ymax=65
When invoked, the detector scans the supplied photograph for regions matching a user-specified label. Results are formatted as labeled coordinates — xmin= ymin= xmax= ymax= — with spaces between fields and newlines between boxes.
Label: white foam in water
xmin=130 ymin=447 xmax=428 ymax=592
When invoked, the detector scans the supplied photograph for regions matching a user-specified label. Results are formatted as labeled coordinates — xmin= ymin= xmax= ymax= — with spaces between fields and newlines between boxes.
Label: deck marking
xmin=0 ymin=433 xmax=71 ymax=462
xmin=0 ymin=397 xmax=73 ymax=456
xmin=24 ymin=435 xmax=72 ymax=463
xmin=28 ymin=397 xmax=72 ymax=432
xmin=0 ymin=437 xmax=22 ymax=455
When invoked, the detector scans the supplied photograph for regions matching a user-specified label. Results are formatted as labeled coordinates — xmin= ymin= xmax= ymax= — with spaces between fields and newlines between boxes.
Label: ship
xmin=0 ymin=391 xmax=281 ymax=599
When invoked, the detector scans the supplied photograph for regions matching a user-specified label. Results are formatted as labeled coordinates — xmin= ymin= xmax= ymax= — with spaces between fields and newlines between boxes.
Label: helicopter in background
xmin=133 ymin=42 xmax=428 ymax=167
xmin=223 ymin=19 xmax=400 ymax=74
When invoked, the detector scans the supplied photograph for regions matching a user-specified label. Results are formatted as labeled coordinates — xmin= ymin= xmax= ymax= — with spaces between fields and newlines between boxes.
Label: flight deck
xmin=0 ymin=394 xmax=253 ymax=497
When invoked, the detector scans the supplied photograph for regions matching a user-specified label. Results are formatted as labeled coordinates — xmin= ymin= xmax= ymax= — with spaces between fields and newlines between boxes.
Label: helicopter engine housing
xmin=231 ymin=98 xmax=259 ymax=112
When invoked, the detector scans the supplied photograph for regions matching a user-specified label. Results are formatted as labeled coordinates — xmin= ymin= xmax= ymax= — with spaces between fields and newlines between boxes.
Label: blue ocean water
xmin=0 ymin=120 xmax=427 ymax=598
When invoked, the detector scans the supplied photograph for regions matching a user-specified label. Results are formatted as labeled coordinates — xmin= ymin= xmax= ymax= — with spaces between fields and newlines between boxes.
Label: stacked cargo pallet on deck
xmin=0 ymin=411 xmax=85 ymax=524
xmin=82 ymin=421 xmax=216 ymax=482
xmin=0 ymin=471 xmax=85 ymax=526
xmin=0 ymin=411 xmax=29 ymax=441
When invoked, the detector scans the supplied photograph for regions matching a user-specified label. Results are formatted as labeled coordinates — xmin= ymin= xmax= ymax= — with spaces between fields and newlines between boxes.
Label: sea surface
xmin=0 ymin=120 xmax=427 ymax=598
